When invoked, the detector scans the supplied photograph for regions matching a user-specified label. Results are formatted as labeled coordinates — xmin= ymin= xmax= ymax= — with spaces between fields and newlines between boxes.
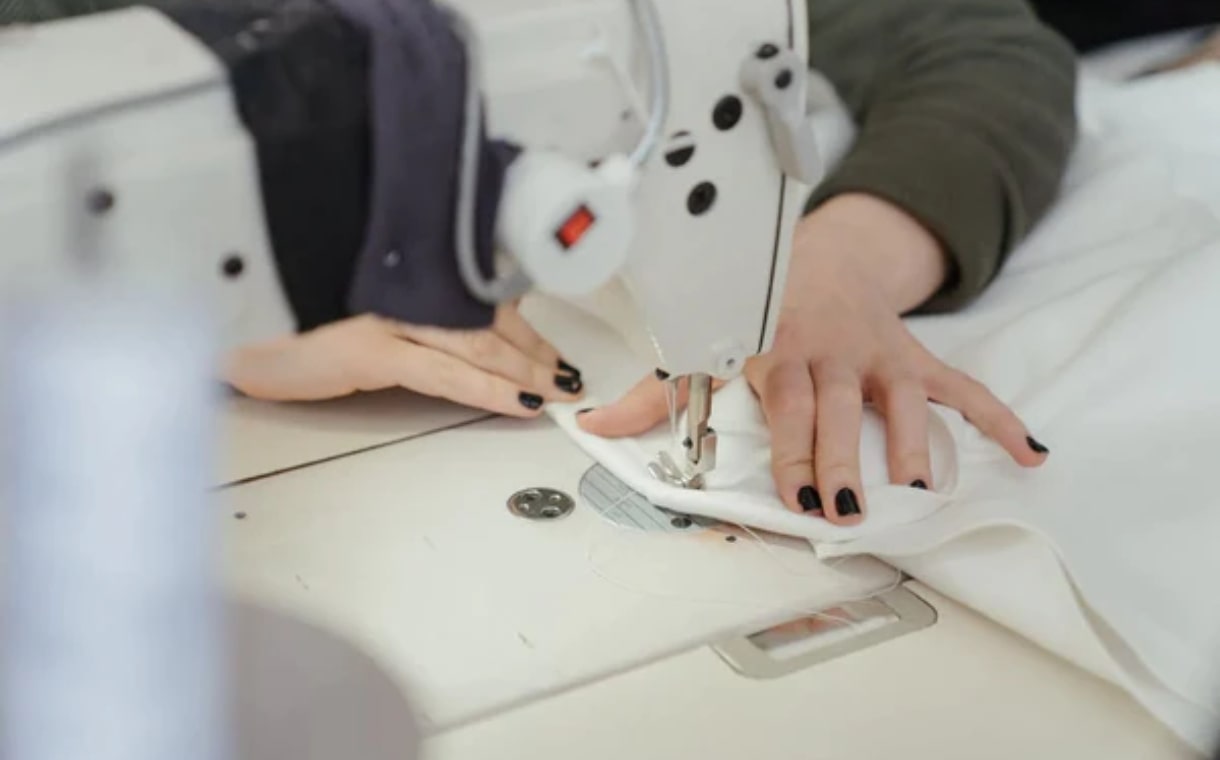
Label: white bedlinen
xmin=526 ymin=65 xmax=1220 ymax=752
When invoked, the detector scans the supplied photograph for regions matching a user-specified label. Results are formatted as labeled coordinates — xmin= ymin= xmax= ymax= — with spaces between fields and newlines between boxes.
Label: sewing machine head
xmin=464 ymin=0 xmax=823 ymax=488
xmin=2 ymin=0 xmax=820 ymax=495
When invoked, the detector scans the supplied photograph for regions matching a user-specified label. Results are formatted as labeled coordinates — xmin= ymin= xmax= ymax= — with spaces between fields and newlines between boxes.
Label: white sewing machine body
xmin=0 ymin=0 xmax=812 ymax=373
xmin=1 ymin=0 xmax=820 ymax=490
xmin=0 ymin=8 xmax=295 ymax=348
xmin=450 ymin=0 xmax=812 ymax=380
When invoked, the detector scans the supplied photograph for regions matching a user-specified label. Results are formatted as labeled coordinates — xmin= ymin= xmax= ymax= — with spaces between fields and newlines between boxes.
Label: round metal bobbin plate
xmin=507 ymin=487 xmax=575 ymax=521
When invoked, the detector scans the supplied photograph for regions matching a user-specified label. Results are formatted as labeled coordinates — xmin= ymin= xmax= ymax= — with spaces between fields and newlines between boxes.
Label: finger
xmin=578 ymin=373 xmax=731 ymax=439
xmin=493 ymin=306 xmax=568 ymax=372
xmin=927 ymin=365 xmax=1047 ymax=467
xmin=812 ymin=364 xmax=866 ymax=526
xmin=757 ymin=362 xmax=821 ymax=516
xmin=577 ymin=374 xmax=676 ymax=438
xmin=224 ymin=341 xmax=368 ymax=401
xmin=224 ymin=316 xmax=395 ymax=401
xmin=393 ymin=322 xmax=581 ymax=401
xmin=872 ymin=372 xmax=932 ymax=489
xmin=384 ymin=340 xmax=547 ymax=418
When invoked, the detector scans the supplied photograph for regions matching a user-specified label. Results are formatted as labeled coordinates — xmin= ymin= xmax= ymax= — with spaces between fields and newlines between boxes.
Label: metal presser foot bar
xmin=649 ymin=373 xmax=718 ymax=490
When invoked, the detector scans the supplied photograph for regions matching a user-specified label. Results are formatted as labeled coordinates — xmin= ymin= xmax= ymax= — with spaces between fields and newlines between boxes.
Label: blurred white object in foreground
xmin=1 ymin=291 xmax=224 ymax=760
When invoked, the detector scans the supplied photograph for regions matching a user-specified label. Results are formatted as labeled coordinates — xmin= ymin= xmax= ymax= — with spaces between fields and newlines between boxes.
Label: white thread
xmin=664 ymin=377 xmax=681 ymax=448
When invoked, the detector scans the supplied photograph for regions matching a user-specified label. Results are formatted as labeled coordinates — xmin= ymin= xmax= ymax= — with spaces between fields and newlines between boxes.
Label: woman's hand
xmin=579 ymin=193 xmax=1048 ymax=525
xmin=224 ymin=305 xmax=583 ymax=416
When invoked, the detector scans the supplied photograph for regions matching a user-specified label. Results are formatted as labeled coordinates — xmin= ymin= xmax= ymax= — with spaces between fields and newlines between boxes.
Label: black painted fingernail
xmin=797 ymin=486 xmax=822 ymax=512
xmin=910 ymin=479 xmax=928 ymax=490
xmin=576 ymin=407 xmax=594 ymax=415
xmin=1027 ymin=436 xmax=1049 ymax=454
xmin=558 ymin=359 xmax=582 ymax=378
xmin=835 ymin=488 xmax=862 ymax=517
xmin=519 ymin=392 xmax=544 ymax=410
xmin=555 ymin=374 xmax=583 ymax=394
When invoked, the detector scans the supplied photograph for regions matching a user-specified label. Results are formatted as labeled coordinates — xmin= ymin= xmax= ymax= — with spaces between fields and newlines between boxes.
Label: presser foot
xmin=644 ymin=431 xmax=717 ymax=490
xmin=649 ymin=372 xmax=718 ymax=490
xmin=648 ymin=449 xmax=709 ymax=490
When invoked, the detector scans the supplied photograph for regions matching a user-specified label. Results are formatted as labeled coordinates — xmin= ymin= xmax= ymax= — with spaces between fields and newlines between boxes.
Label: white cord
xmin=449 ymin=9 xmax=529 ymax=305
xmin=448 ymin=0 xmax=669 ymax=304
xmin=626 ymin=0 xmax=670 ymax=169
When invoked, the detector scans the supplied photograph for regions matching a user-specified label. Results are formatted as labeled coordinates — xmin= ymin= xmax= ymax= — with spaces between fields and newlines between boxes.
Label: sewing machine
xmin=0 ymin=2 xmax=1202 ymax=758
xmin=2 ymin=0 xmax=819 ymax=492
xmin=447 ymin=0 xmax=822 ymax=489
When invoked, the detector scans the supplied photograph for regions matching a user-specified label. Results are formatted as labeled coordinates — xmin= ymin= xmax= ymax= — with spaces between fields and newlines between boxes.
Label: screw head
xmin=222 ymin=254 xmax=245 ymax=279
xmin=87 ymin=189 xmax=115 ymax=215
xmin=712 ymin=95 xmax=743 ymax=131
xmin=665 ymin=145 xmax=695 ymax=168
xmin=686 ymin=182 xmax=718 ymax=216
xmin=757 ymin=43 xmax=780 ymax=59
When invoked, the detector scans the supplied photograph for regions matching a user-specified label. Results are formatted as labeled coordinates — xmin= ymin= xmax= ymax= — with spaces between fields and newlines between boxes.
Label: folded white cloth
xmin=527 ymin=67 xmax=1220 ymax=752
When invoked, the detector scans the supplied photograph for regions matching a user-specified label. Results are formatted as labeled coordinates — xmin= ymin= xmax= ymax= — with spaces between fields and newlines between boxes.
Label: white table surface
xmin=219 ymin=389 xmax=486 ymax=485
xmin=220 ymin=409 xmax=897 ymax=733
xmin=426 ymin=583 xmax=1199 ymax=760
xmin=219 ymin=395 xmax=1201 ymax=759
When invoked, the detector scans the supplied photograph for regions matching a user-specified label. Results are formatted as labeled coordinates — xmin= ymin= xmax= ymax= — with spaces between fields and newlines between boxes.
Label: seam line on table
xmin=216 ymin=413 xmax=497 ymax=490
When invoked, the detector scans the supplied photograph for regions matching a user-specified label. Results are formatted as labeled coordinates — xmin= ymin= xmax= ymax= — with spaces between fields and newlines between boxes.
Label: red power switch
xmin=555 ymin=205 xmax=596 ymax=250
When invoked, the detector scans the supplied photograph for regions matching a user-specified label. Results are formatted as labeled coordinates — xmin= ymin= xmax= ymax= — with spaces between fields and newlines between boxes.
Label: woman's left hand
xmin=224 ymin=304 xmax=583 ymax=415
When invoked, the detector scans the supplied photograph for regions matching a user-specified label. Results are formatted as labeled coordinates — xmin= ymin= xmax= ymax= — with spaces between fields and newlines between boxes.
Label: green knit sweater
xmin=807 ymin=0 xmax=1078 ymax=311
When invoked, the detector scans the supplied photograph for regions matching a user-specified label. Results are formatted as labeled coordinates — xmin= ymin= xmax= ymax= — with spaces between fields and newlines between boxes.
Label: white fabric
xmin=1079 ymin=27 xmax=1208 ymax=82
xmin=527 ymin=65 xmax=1220 ymax=752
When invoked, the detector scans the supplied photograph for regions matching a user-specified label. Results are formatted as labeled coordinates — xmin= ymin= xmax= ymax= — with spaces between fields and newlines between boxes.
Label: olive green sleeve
xmin=805 ymin=0 xmax=1078 ymax=312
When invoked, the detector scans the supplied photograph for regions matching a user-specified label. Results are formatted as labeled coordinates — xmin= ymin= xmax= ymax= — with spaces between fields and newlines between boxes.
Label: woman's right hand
xmin=223 ymin=305 xmax=584 ymax=416
xmin=579 ymin=194 xmax=1046 ymax=525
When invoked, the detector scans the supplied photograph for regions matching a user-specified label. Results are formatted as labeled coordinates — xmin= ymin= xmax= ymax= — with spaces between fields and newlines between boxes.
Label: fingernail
xmin=797 ymin=485 xmax=822 ymax=512
xmin=558 ymin=359 xmax=582 ymax=378
xmin=1026 ymin=435 xmax=1049 ymax=454
xmin=835 ymin=488 xmax=862 ymax=517
xmin=910 ymin=479 xmax=928 ymax=490
xmin=555 ymin=373 xmax=583 ymax=394
xmin=519 ymin=392 xmax=544 ymax=410
xmin=576 ymin=407 xmax=594 ymax=416
xmin=655 ymin=368 xmax=670 ymax=381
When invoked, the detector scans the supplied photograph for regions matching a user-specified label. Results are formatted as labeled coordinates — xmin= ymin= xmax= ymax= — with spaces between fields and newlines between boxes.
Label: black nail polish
xmin=797 ymin=486 xmax=822 ymax=512
xmin=835 ymin=488 xmax=862 ymax=517
xmin=1027 ymin=436 xmax=1049 ymax=454
xmin=576 ymin=407 xmax=593 ymax=416
xmin=558 ymin=359 xmax=582 ymax=378
xmin=555 ymin=374 xmax=583 ymax=394
xmin=519 ymin=392 xmax=544 ymax=410
xmin=910 ymin=479 xmax=928 ymax=490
